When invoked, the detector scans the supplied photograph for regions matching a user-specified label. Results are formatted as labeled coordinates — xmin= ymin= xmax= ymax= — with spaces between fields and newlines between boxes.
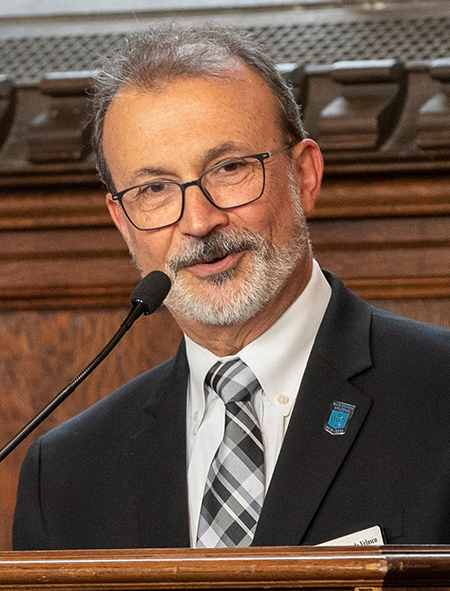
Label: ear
xmin=290 ymin=139 xmax=323 ymax=217
xmin=106 ymin=193 xmax=132 ymax=248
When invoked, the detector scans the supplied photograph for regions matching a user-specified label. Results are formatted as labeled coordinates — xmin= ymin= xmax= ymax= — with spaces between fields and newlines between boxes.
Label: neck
xmin=175 ymin=254 xmax=313 ymax=357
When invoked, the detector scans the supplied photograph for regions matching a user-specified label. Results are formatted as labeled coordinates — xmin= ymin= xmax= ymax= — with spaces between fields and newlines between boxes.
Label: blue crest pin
xmin=324 ymin=401 xmax=356 ymax=435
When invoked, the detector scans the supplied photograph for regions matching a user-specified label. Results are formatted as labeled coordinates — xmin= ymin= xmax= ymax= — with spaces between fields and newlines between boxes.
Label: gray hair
xmin=91 ymin=23 xmax=307 ymax=192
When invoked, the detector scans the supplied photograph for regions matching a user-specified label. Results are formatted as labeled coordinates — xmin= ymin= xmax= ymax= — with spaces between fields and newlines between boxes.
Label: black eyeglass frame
xmin=111 ymin=143 xmax=295 ymax=231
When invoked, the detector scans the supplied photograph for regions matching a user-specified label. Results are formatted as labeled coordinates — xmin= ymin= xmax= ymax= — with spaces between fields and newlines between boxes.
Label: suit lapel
xmin=253 ymin=273 xmax=374 ymax=546
xmin=130 ymin=341 xmax=191 ymax=548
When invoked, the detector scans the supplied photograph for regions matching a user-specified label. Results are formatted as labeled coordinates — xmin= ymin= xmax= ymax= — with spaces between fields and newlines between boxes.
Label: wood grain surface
xmin=0 ymin=306 xmax=182 ymax=551
xmin=0 ymin=545 xmax=450 ymax=589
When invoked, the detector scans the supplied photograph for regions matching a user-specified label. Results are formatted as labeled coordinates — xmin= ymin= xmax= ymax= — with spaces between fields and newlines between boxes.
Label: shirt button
xmin=194 ymin=410 xmax=200 ymax=421
xmin=277 ymin=394 xmax=289 ymax=405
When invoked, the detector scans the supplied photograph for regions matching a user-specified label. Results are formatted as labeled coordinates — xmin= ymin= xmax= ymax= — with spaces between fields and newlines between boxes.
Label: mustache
xmin=166 ymin=229 xmax=263 ymax=275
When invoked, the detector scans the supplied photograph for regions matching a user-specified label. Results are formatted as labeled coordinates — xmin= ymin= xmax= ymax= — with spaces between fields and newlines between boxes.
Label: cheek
xmin=128 ymin=227 xmax=178 ymax=271
xmin=238 ymin=180 xmax=296 ymax=242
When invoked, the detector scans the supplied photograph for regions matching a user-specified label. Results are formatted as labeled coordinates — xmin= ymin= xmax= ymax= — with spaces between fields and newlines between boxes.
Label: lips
xmin=201 ymin=255 xmax=227 ymax=265
xmin=190 ymin=250 xmax=234 ymax=266
xmin=187 ymin=251 xmax=244 ymax=277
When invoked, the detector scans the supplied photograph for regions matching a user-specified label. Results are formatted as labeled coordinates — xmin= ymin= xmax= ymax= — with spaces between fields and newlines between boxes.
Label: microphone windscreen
xmin=130 ymin=270 xmax=172 ymax=314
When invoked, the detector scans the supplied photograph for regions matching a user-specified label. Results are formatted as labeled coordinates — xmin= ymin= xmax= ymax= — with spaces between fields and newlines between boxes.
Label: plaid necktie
xmin=196 ymin=358 xmax=265 ymax=547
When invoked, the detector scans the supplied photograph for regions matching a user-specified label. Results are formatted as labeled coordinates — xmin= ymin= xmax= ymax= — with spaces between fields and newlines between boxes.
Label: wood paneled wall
xmin=0 ymin=170 xmax=448 ymax=551
xmin=0 ymin=55 xmax=449 ymax=550
xmin=0 ymin=306 xmax=182 ymax=551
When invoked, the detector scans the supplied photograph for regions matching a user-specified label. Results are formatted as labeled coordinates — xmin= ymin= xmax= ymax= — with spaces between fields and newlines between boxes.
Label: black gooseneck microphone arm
xmin=0 ymin=270 xmax=171 ymax=463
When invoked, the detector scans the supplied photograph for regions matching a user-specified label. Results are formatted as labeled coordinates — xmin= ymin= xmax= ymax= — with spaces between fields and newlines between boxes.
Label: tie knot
xmin=205 ymin=359 xmax=260 ymax=405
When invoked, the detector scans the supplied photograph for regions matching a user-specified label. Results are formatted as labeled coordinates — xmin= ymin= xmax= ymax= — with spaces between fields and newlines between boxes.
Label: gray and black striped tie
xmin=197 ymin=358 xmax=265 ymax=547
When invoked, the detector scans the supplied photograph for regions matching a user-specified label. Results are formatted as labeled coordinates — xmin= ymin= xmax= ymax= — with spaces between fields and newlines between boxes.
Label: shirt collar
xmin=185 ymin=259 xmax=331 ymax=421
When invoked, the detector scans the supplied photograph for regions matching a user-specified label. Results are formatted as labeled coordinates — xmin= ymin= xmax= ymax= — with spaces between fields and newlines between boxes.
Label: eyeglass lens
xmin=121 ymin=156 xmax=265 ymax=230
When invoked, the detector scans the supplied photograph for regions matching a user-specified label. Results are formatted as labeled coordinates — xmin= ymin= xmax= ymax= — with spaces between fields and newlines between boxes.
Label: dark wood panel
xmin=311 ymin=215 xmax=450 ymax=300
xmin=309 ymin=216 xmax=450 ymax=246
xmin=0 ymin=296 xmax=447 ymax=551
xmin=318 ymin=174 xmax=450 ymax=218
xmin=368 ymin=298 xmax=450 ymax=329
xmin=2 ymin=174 xmax=450 ymax=232
xmin=0 ymin=186 xmax=108 ymax=229
xmin=343 ymin=277 xmax=450 ymax=300
xmin=0 ymin=225 xmax=140 ymax=309
xmin=1 ymin=214 xmax=449 ymax=309
xmin=0 ymin=51 xmax=449 ymax=558
xmin=317 ymin=246 xmax=449 ymax=279
xmin=0 ymin=227 xmax=125 ymax=257
xmin=0 ymin=164 xmax=449 ymax=552
xmin=0 ymin=307 xmax=182 ymax=551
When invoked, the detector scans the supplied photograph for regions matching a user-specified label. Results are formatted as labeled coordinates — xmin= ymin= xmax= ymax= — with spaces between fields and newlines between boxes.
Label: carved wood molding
xmin=302 ymin=59 xmax=450 ymax=170
xmin=1 ymin=60 xmax=450 ymax=182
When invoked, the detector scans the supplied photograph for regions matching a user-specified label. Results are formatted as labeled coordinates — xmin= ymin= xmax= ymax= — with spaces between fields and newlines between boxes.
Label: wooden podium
xmin=1 ymin=546 xmax=450 ymax=590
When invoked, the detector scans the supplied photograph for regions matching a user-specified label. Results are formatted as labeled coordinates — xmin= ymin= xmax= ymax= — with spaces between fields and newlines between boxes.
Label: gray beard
xmin=163 ymin=180 xmax=310 ymax=326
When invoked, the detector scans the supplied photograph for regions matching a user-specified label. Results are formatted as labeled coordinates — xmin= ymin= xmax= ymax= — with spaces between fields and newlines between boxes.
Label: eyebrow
xmin=132 ymin=166 xmax=175 ymax=183
xmin=130 ymin=141 xmax=255 ymax=184
xmin=202 ymin=141 xmax=254 ymax=167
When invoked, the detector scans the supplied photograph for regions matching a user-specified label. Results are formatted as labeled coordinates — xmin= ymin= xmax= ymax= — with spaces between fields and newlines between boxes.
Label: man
xmin=14 ymin=24 xmax=450 ymax=550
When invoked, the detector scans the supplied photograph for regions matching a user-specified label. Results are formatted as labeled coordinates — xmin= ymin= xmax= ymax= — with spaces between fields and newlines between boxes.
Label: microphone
xmin=123 ymin=269 xmax=172 ymax=329
xmin=0 ymin=270 xmax=171 ymax=463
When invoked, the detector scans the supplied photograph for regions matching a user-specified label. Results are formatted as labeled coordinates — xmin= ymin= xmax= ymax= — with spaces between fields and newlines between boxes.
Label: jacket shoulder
xmin=40 ymin=345 xmax=187 ymax=449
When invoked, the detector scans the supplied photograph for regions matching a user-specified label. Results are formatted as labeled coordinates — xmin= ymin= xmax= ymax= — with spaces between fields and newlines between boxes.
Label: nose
xmin=176 ymin=182 xmax=229 ymax=238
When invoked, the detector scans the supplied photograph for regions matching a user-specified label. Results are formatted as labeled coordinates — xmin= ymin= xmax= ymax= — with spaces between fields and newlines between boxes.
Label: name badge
xmin=318 ymin=525 xmax=385 ymax=547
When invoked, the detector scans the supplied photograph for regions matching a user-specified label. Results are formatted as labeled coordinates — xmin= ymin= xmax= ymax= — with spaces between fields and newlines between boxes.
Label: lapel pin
xmin=324 ymin=401 xmax=356 ymax=435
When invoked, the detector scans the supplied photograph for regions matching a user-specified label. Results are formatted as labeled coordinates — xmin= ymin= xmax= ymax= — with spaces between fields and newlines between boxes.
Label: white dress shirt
xmin=185 ymin=260 xmax=332 ymax=546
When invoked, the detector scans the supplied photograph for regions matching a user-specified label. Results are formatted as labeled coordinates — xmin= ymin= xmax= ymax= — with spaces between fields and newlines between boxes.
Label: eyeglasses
xmin=111 ymin=144 xmax=294 ymax=231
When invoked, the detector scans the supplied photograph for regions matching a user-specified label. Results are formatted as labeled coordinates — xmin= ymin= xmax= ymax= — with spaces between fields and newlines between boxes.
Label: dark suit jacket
xmin=13 ymin=273 xmax=450 ymax=550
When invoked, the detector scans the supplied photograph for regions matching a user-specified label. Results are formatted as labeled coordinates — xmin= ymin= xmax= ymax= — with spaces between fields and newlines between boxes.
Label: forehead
xmin=102 ymin=67 xmax=283 ymax=176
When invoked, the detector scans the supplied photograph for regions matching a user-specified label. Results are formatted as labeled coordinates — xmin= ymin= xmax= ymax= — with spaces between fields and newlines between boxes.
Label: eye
xmin=217 ymin=160 xmax=248 ymax=174
xmin=124 ymin=182 xmax=179 ymax=211
xmin=208 ymin=157 xmax=258 ymax=182
xmin=139 ymin=182 xmax=168 ymax=195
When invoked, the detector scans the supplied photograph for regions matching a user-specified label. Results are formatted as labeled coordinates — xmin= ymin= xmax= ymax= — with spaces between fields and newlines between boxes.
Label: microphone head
xmin=130 ymin=270 xmax=171 ymax=315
